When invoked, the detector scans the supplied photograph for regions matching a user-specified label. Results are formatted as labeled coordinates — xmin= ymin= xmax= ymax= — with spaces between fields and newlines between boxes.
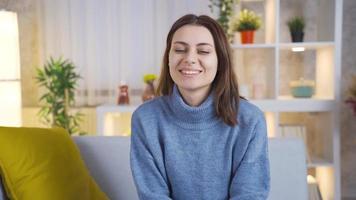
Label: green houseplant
xmin=287 ymin=16 xmax=305 ymax=42
xmin=209 ymin=0 xmax=239 ymax=39
xmin=231 ymin=9 xmax=262 ymax=44
xmin=35 ymin=57 xmax=85 ymax=135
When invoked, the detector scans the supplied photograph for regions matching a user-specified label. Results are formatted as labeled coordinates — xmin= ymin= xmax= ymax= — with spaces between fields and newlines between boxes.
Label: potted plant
xmin=287 ymin=16 xmax=305 ymax=42
xmin=142 ymin=74 xmax=157 ymax=102
xmin=208 ymin=0 xmax=238 ymax=40
xmin=35 ymin=57 xmax=85 ymax=135
xmin=231 ymin=9 xmax=262 ymax=44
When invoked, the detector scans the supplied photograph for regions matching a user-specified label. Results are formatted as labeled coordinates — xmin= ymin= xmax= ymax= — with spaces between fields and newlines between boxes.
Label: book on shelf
xmin=279 ymin=124 xmax=311 ymax=164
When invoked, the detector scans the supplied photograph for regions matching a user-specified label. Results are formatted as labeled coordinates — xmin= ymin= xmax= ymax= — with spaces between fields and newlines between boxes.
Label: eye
xmin=198 ymin=50 xmax=210 ymax=55
xmin=174 ymin=49 xmax=186 ymax=53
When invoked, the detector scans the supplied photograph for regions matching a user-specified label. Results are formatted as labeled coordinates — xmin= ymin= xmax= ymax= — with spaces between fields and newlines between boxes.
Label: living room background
xmin=0 ymin=0 xmax=355 ymax=199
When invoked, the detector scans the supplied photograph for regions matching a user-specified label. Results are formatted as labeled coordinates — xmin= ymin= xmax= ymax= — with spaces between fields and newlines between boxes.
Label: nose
xmin=184 ymin=50 xmax=197 ymax=65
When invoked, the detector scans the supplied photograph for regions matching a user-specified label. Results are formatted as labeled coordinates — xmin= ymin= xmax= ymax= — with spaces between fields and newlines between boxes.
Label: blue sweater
xmin=130 ymin=86 xmax=270 ymax=200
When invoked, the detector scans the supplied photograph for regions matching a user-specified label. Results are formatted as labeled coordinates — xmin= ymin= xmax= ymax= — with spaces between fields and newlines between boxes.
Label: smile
xmin=179 ymin=69 xmax=202 ymax=76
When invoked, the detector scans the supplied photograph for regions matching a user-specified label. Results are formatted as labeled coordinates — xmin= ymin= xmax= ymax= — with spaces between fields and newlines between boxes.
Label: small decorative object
xmin=35 ymin=57 xmax=85 ymax=135
xmin=118 ymin=84 xmax=130 ymax=105
xmin=287 ymin=16 xmax=305 ymax=42
xmin=231 ymin=9 xmax=262 ymax=44
xmin=289 ymin=78 xmax=315 ymax=98
xmin=142 ymin=74 xmax=157 ymax=102
xmin=345 ymin=75 xmax=356 ymax=115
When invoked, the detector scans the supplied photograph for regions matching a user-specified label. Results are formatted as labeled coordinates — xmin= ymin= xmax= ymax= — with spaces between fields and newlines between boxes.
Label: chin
xmin=176 ymin=82 xmax=210 ymax=92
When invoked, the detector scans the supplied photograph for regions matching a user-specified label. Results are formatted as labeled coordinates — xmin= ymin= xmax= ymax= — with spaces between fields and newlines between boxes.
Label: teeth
xmin=180 ymin=70 xmax=201 ymax=75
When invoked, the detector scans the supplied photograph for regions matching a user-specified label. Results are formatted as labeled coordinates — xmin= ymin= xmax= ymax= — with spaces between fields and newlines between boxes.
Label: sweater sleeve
xmin=229 ymin=115 xmax=270 ymax=200
xmin=130 ymin=112 xmax=172 ymax=200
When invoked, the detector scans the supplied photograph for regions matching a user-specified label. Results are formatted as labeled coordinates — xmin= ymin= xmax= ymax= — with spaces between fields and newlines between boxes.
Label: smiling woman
xmin=130 ymin=14 xmax=270 ymax=200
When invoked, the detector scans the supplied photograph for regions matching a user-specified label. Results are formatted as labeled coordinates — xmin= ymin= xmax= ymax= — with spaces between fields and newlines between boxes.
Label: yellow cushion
xmin=0 ymin=126 xmax=108 ymax=200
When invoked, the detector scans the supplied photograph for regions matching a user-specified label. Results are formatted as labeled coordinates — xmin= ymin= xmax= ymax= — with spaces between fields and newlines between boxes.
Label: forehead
xmin=172 ymin=25 xmax=215 ymax=46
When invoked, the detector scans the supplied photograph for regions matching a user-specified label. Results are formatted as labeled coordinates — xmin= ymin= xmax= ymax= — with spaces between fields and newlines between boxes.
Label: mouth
xmin=178 ymin=69 xmax=203 ymax=76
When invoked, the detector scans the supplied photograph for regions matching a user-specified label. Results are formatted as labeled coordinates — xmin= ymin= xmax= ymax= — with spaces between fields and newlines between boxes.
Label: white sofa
xmin=0 ymin=137 xmax=308 ymax=200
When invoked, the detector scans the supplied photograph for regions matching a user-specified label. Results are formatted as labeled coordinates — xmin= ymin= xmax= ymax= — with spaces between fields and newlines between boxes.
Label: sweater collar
xmin=165 ymin=85 xmax=220 ymax=130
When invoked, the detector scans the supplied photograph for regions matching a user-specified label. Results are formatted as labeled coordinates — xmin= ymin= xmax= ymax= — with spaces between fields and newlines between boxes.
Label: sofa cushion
xmin=268 ymin=138 xmax=308 ymax=200
xmin=0 ymin=126 xmax=108 ymax=200
xmin=73 ymin=136 xmax=139 ymax=200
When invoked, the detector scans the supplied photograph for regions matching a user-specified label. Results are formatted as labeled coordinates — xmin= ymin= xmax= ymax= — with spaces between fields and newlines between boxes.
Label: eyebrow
xmin=173 ymin=41 xmax=214 ymax=47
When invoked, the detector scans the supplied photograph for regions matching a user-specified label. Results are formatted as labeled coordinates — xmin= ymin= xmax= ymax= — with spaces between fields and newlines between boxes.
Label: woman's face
xmin=168 ymin=25 xmax=218 ymax=96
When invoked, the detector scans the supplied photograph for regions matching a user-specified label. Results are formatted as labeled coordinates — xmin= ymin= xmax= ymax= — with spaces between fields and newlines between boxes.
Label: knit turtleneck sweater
xmin=130 ymin=86 xmax=270 ymax=200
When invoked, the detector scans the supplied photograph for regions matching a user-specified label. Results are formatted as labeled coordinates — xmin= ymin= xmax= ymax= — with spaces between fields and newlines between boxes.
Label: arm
xmin=229 ymin=115 xmax=270 ymax=200
xmin=130 ymin=113 xmax=172 ymax=200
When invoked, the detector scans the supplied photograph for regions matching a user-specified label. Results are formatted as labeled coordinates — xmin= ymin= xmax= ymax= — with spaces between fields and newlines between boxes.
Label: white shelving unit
xmin=279 ymin=42 xmax=334 ymax=49
xmin=95 ymin=0 xmax=342 ymax=199
xmin=251 ymin=98 xmax=335 ymax=112
xmin=231 ymin=0 xmax=342 ymax=199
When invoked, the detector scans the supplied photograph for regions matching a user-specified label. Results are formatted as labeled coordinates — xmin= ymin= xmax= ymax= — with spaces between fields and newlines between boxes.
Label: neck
xmin=165 ymin=85 xmax=218 ymax=130
xmin=177 ymin=86 xmax=211 ymax=107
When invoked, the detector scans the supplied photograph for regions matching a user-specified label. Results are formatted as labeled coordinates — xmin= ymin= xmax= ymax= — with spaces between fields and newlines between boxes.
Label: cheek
xmin=168 ymin=53 xmax=178 ymax=78
xmin=168 ymin=52 xmax=181 ymax=68
xmin=202 ymin=55 xmax=218 ymax=72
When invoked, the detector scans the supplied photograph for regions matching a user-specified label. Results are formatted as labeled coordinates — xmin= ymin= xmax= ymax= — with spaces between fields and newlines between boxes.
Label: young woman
xmin=130 ymin=14 xmax=270 ymax=200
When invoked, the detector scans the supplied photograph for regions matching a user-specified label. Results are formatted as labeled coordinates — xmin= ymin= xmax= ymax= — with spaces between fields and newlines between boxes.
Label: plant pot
xmin=290 ymin=31 xmax=304 ymax=42
xmin=240 ymin=30 xmax=255 ymax=44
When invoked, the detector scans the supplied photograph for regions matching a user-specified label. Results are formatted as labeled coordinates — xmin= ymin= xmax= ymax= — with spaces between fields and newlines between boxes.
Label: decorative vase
xmin=118 ymin=85 xmax=130 ymax=105
xmin=290 ymin=31 xmax=304 ymax=42
xmin=240 ymin=30 xmax=255 ymax=44
xmin=142 ymin=82 xmax=155 ymax=102
xmin=289 ymin=78 xmax=315 ymax=98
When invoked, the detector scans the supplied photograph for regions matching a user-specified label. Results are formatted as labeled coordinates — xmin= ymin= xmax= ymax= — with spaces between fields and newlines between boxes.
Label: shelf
xmin=250 ymin=97 xmax=335 ymax=112
xmin=230 ymin=42 xmax=334 ymax=50
xmin=96 ymin=103 xmax=138 ymax=113
xmin=308 ymin=156 xmax=334 ymax=168
xmin=97 ymin=97 xmax=335 ymax=114
xmin=279 ymin=42 xmax=334 ymax=50
xmin=231 ymin=43 xmax=276 ymax=49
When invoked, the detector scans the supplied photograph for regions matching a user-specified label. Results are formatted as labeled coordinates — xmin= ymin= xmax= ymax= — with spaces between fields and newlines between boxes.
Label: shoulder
xmin=237 ymin=98 xmax=265 ymax=127
xmin=132 ymin=96 xmax=166 ymax=123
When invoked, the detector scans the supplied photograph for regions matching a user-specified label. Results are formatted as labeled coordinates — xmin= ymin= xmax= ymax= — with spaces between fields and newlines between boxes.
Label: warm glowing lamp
xmin=0 ymin=10 xmax=22 ymax=126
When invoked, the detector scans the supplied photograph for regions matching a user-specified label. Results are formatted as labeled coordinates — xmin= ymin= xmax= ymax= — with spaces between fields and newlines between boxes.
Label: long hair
xmin=156 ymin=14 xmax=240 ymax=126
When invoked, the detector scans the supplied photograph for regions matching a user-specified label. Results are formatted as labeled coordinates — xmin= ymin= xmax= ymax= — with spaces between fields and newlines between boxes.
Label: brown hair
xmin=156 ymin=14 xmax=240 ymax=126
